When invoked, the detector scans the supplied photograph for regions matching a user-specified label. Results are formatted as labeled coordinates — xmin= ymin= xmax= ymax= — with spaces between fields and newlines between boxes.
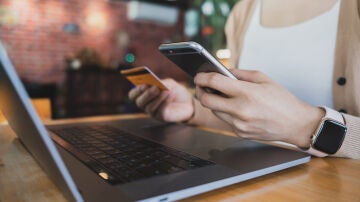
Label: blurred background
xmin=0 ymin=0 xmax=239 ymax=120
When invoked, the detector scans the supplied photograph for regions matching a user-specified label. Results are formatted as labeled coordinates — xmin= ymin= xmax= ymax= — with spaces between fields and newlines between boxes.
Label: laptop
xmin=0 ymin=43 xmax=310 ymax=202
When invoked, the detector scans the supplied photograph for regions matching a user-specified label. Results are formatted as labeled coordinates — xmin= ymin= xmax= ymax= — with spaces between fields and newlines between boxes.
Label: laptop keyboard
xmin=50 ymin=125 xmax=214 ymax=185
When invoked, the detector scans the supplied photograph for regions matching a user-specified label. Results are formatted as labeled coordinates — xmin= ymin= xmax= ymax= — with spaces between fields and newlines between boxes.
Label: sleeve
xmin=334 ymin=114 xmax=360 ymax=159
xmin=225 ymin=0 xmax=257 ymax=69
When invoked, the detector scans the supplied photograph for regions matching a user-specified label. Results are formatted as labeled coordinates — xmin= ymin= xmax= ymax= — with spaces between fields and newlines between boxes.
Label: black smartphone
xmin=159 ymin=41 xmax=237 ymax=80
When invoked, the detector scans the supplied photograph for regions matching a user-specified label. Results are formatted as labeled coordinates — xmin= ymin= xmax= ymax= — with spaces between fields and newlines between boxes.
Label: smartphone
xmin=120 ymin=66 xmax=168 ymax=90
xmin=159 ymin=41 xmax=237 ymax=80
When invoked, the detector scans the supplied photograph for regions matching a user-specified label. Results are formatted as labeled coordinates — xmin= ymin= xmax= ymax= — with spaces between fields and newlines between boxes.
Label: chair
xmin=0 ymin=98 xmax=52 ymax=123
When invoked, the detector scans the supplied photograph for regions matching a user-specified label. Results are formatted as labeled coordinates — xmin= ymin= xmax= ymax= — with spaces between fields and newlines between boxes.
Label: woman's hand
xmin=128 ymin=78 xmax=194 ymax=123
xmin=194 ymin=69 xmax=324 ymax=148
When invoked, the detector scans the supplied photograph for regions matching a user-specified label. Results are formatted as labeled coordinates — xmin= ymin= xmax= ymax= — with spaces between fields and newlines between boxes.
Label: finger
xmin=194 ymin=72 xmax=248 ymax=97
xmin=136 ymin=86 xmax=161 ymax=110
xmin=128 ymin=85 xmax=148 ymax=100
xmin=195 ymin=86 xmax=233 ymax=112
xmin=144 ymin=91 xmax=170 ymax=115
xmin=156 ymin=102 xmax=192 ymax=122
xmin=161 ymin=78 xmax=178 ymax=90
xmin=230 ymin=69 xmax=272 ymax=83
xmin=194 ymin=86 xmax=205 ymax=100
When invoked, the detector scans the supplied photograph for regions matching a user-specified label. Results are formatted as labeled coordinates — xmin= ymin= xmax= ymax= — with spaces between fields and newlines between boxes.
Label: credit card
xmin=120 ymin=66 xmax=168 ymax=90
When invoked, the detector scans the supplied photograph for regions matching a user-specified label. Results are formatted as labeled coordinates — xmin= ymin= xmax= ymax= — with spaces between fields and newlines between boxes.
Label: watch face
xmin=313 ymin=119 xmax=347 ymax=154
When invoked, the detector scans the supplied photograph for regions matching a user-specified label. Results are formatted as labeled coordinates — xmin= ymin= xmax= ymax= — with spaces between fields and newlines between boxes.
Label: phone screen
xmin=163 ymin=52 xmax=215 ymax=78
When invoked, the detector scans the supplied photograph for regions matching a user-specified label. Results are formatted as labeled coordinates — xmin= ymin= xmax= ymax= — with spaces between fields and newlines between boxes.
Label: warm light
xmin=0 ymin=110 xmax=6 ymax=123
xmin=98 ymin=172 xmax=109 ymax=180
xmin=216 ymin=49 xmax=231 ymax=59
xmin=86 ymin=12 xmax=107 ymax=30
xmin=85 ymin=2 xmax=108 ymax=32
xmin=10 ymin=0 xmax=30 ymax=11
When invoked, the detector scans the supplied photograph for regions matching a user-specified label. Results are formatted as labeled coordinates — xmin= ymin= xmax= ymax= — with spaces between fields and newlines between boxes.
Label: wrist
xmin=182 ymin=97 xmax=196 ymax=124
xmin=292 ymin=106 xmax=325 ymax=148
xmin=304 ymin=106 xmax=347 ymax=155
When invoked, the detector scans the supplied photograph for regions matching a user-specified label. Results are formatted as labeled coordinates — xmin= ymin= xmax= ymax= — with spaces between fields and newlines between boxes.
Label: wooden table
xmin=1 ymin=115 xmax=360 ymax=202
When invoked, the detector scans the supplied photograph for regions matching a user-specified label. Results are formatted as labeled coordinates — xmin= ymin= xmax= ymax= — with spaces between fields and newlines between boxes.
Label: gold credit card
xmin=120 ymin=66 xmax=168 ymax=90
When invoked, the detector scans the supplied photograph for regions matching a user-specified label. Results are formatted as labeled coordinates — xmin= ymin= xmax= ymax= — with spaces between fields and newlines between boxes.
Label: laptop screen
xmin=0 ymin=42 xmax=82 ymax=202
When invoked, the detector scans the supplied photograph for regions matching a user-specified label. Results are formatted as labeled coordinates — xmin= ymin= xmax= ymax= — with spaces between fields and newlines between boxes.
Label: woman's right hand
xmin=128 ymin=78 xmax=194 ymax=123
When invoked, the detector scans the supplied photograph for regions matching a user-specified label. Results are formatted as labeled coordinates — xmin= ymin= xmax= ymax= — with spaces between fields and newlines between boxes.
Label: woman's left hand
xmin=194 ymin=69 xmax=324 ymax=148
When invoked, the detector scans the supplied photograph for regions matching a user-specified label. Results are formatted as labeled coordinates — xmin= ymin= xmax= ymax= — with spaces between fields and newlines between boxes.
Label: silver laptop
xmin=0 ymin=43 xmax=310 ymax=202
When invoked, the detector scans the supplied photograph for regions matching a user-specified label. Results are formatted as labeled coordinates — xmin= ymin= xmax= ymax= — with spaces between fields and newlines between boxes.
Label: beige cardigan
xmin=225 ymin=0 xmax=360 ymax=159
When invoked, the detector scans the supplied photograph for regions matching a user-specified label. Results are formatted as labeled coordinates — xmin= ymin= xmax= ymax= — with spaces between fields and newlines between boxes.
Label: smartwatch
xmin=305 ymin=106 xmax=347 ymax=157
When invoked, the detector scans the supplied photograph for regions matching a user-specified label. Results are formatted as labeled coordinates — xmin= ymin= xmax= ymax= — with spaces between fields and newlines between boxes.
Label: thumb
xmin=230 ymin=69 xmax=271 ymax=83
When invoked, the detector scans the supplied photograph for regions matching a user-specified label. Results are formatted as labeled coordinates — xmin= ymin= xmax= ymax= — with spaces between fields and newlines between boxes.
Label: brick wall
xmin=0 ymin=0 xmax=188 ymax=85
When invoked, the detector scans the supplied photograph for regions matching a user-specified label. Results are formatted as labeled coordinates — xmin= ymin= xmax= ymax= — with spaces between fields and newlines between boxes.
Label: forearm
xmin=187 ymin=98 xmax=232 ymax=131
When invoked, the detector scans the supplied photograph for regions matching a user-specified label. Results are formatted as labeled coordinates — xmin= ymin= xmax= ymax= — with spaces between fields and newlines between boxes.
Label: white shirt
xmin=238 ymin=0 xmax=341 ymax=108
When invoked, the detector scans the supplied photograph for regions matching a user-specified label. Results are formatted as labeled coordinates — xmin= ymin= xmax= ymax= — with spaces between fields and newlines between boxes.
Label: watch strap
xmin=305 ymin=147 xmax=328 ymax=157
xmin=323 ymin=106 xmax=345 ymax=124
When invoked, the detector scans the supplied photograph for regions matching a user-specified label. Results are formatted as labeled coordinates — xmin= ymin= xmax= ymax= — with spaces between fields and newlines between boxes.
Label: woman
xmin=129 ymin=0 xmax=360 ymax=159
